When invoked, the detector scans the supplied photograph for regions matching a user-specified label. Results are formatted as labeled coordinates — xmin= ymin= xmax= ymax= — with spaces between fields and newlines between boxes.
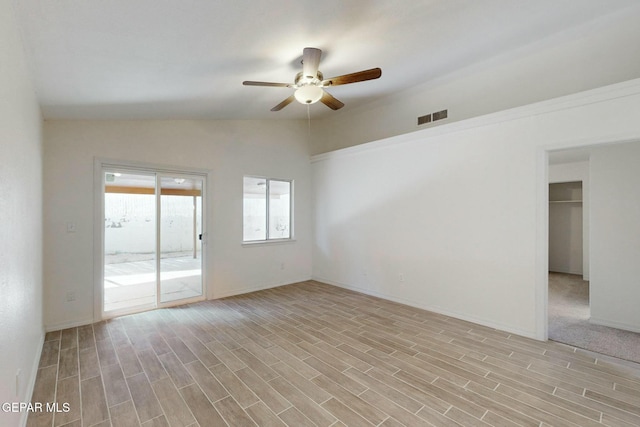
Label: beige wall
xmin=43 ymin=120 xmax=313 ymax=330
xmin=0 ymin=0 xmax=44 ymax=425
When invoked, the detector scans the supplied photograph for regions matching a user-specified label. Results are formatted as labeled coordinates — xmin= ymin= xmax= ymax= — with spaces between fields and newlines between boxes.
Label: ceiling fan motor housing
xmin=294 ymin=71 xmax=323 ymax=87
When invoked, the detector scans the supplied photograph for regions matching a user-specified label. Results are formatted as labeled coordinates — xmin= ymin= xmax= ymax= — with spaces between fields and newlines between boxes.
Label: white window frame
xmin=243 ymin=176 xmax=293 ymax=244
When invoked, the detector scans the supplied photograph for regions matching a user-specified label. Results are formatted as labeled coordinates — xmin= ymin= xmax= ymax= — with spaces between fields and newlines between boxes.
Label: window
xmin=243 ymin=176 xmax=292 ymax=242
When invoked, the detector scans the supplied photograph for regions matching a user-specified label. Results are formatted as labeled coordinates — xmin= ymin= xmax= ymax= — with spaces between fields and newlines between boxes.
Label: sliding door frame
xmin=93 ymin=158 xmax=211 ymax=322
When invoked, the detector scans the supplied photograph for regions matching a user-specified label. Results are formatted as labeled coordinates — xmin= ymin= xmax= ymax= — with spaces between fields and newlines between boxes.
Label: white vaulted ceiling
xmin=12 ymin=0 xmax=639 ymax=120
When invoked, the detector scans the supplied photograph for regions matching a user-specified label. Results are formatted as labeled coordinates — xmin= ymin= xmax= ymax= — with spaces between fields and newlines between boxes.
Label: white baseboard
xmin=44 ymin=278 xmax=312 ymax=330
xmin=312 ymin=276 xmax=538 ymax=340
xmin=20 ymin=331 xmax=45 ymax=427
xmin=589 ymin=317 xmax=640 ymax=333
xmin=209 ymin=277 xmax=312 ymax=300
xmin=44 ymin=276 xmax=542 ymax=342
xmin=549 ymin=269 xmax=584 ymax=276
xmin=45 ymin=318 xmax=95 ymax=332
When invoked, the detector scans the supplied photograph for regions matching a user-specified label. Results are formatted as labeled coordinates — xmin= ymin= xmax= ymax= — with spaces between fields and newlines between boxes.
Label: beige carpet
xmin=549 ymin=272 xmax=640 ymax=364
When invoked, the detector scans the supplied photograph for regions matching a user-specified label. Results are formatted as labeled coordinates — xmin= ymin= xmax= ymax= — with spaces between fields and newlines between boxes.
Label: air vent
xmin=418 ymin=109 xmax=448 ymax=126
xmin=417 ymin=114 xmax=432 ymax=125
xmin=433 ymin=109 xmax=448 ymax=121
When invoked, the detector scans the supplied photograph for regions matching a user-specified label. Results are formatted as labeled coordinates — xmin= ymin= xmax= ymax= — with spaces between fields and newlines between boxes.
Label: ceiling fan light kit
xmin=243 ymin=47 xmax=381 ymax=111
xmin=294 ymin=85 xmax=323 ymax=104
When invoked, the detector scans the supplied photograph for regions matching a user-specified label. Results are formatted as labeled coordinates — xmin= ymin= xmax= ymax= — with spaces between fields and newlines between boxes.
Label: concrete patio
xmin=104 ymin=255 xmax=202 ymax=312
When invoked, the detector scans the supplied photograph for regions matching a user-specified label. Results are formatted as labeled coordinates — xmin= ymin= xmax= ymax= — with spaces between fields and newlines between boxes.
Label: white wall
xmin=312 ymin=79 xmax=640 ymax=339
xmin=44 ymin=120 xmax=312 ymax=330
xmin=549 ymin=197 xmax=583 ymax=274
xmin=548 ymin=162 xmax=590 ymax=278
xmin=0 ymin=0 xmax=44 ymax=425
xmin=311 ymin=6 xmax=640 ymax=155
xmin=590 ymin=141 xmax=640 ymax=333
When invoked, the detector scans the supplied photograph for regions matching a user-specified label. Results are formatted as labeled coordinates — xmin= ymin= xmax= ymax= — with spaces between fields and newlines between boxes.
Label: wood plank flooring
xmin=28 ymin=281 xmax=640 ymax=427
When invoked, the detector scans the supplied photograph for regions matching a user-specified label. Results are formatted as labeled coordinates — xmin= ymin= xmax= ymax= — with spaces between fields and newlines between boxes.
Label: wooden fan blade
xmin=243 ymin=81 xmax=291 ymax=87
xmin=271 ymin=95 xmax=295 ymax=112
xmin=322 ymin=68 xmax=381 ymax=86
xmin=302 ymin=47 xmax=322 ymax=79
xmin=320 ymin=91 xmax=344 ymax=110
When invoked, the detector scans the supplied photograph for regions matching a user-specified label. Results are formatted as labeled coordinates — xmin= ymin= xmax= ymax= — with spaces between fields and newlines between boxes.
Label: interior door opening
xmin=548 ymin=181 xmax=589 ymax=343
xmin=102 ymin=168 xmax=204 ymax=316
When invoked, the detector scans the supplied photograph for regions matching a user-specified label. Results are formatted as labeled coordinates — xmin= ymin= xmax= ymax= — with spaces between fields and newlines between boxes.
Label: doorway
xmin=101 ymin=167 xmax=205 ymax=316
xmin=547 ymin=174 xmax=590 ymax=347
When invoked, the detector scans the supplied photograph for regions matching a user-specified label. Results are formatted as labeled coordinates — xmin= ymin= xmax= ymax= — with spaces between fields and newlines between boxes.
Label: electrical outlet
xmin=66 ymin=291 xmax=76 ymax=302
xmin=280 ymin=262 xmax=285 ymax=270
xmin=399 ymin=273 xmax=405 ymax=282
xmin=66 ymin=222 xmax=77 ymax=233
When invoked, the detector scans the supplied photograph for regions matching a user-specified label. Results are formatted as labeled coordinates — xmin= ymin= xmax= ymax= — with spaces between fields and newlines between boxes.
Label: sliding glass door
xmin=102 ymin=168 xmax=205 ymax=316
xmin=159 ymin=175 xmax=203 ymax=303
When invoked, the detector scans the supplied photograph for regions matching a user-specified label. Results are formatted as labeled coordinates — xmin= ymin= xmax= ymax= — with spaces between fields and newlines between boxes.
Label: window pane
xmin=243 ymin=177 xmax=267 ymax=241
xmin=268 ymin=180 xmax=291 ymax=239
xmin=159 ymin=176 xmax=203 ymax=303
xmin=104 ymin=172 xmax=156 ymax=312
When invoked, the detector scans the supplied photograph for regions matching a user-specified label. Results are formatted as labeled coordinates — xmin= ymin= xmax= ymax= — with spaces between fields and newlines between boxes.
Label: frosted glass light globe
xmin=294 ymin=85 xmax=323 ymax=104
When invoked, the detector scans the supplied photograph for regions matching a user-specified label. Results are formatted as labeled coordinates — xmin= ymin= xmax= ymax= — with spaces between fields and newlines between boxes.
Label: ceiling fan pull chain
xmin=307 ymin=104 xmax=311 ymax=137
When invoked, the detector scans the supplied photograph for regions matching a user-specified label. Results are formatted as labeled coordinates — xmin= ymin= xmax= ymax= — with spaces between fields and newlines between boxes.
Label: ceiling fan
xmin=243 ymin=47 xmax=382 ymax=112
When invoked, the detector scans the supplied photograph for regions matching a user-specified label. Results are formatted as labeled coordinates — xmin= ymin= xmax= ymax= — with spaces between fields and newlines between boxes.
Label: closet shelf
xmin=549 ymin=200 xmax=583 ymax=203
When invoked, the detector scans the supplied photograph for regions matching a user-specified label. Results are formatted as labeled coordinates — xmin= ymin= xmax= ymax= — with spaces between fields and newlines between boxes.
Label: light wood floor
xmin=28 ymin=281 xmax=640 ymax=427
